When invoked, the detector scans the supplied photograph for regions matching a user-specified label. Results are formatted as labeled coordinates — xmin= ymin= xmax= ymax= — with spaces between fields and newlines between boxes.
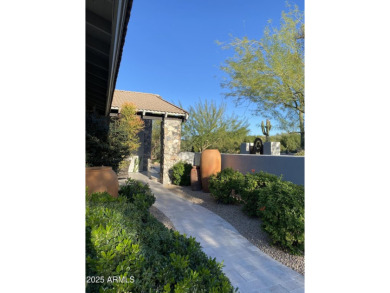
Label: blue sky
xmin=116 ymin=0 xmax=304 ymax=135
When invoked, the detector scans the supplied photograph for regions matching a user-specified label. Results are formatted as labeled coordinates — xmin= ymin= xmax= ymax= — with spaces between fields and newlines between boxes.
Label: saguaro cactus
xmin=261 ymin=119 xmax=272 ymax=142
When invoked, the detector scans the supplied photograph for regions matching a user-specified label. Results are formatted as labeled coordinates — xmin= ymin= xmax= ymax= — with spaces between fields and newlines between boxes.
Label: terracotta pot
xmin=200 ymin=149 xmax=221 ymax=192
xmin=86 ymin=166 xmax=119 ymax=197
xmin=190 ymin=166 xmax=202 ymax=191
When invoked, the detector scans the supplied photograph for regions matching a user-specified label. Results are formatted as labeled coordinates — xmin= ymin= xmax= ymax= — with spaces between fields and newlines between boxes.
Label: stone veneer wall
xmin=160 ymin=118 xmax=182 ymax=184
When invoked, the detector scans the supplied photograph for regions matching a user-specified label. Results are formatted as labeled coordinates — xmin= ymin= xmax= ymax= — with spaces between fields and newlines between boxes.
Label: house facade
xmin=111 ymin=90 xmax=188 ymax=184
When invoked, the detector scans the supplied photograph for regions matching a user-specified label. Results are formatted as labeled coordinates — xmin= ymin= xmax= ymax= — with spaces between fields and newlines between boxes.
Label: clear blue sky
xmin=116 ymin=0 xmax=304 ymax=135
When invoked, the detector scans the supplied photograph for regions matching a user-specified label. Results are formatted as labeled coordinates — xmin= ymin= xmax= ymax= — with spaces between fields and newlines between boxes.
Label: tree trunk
xmin=299 ymin=111 xmax=304 ymax=150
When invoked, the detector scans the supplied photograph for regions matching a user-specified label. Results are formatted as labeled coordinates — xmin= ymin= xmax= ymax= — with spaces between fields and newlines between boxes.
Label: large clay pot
xmin=86 ymin=166 xmax=119 ymax=197
xmin=200 ymin=149 xmax=221 ymax=192
xmin=190 ymin=166 xmax=202 ymax=191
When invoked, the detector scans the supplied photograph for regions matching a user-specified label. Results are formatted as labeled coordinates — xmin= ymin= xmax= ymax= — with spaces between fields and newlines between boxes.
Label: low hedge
xmin=256 ymin=180 xmax=304 ymax=255
xmin=243 ymin=173 xmax=304 ymax=255
xmin=240 ymin=172 xmax=279 ymax=217
xmin=86 ymin=182 xmax=236 ymax=292
xmin=209 ymin=168 xmax=245 ymax=204
xmin=118 ymin=178 xmax=156 ymax=210
xmin=208 ymin=169 xmax=304 ymax=255
xmin=171 ymin=161 xmax=192 ymax=186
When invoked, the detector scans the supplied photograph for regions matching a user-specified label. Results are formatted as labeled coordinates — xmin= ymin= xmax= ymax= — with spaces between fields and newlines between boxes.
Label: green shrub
xmin=295 ymin=150 xmax=305 ymax=156
xmin=171 ymin=161 xmax=192 ymax=186
xmin=86 ymin=189 xmax=126 ymax=204
xmin=280 ymin=133 xmax=301 ymax=153
xmin=256 ymin=180 xmax=304 ymax=255
xmin=209 ymin=168 xmax=245 ymax=204
xmin=86 ymin=104 xmax=143 ymax=173
xmin=118 ymin=178 xmax=155 ymax=209
xmin=240 ymin=171 xmax=279 ymax=216
xmin=237 ymin=171 xmax=304 ymax=254
xmin=86 ymin=186 xmax=237 ymax=292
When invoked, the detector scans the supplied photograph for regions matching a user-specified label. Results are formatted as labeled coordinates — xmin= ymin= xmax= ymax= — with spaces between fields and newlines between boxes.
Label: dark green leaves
xmin=208 ymin=169 xmax=304 ymax=255
xmin=86 ymin=180 xmax=236 ymax=292
xmin=209 ymin=168 xmax=245 ymax=204
xmin=171 ymin=161 xmax=192 ymax=186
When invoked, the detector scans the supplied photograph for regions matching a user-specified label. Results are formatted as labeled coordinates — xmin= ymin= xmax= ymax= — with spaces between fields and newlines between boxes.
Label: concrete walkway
xmin=128 ymin=173 xmax=304 ymax=293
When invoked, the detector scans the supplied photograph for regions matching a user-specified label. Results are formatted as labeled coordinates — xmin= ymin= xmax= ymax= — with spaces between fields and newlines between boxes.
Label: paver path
xmin=128 ymin=173 xmax=304 ymax=293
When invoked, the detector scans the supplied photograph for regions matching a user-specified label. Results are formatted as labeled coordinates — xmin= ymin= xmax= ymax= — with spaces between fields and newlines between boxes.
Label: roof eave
xmin=104 ymin=0 xmax=133 ymax=116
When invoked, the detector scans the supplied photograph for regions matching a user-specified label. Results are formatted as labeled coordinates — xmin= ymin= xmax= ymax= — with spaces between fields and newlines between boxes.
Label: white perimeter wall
xmin=221 ymin=154 xmax=304 ymax=185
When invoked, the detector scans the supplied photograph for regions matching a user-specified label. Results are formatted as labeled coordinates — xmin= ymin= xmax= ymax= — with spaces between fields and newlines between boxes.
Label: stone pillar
xmin=160 ymin=118 xmax=181 ymax=184
xmin=142 ymin=119 xmax=152 ymax=171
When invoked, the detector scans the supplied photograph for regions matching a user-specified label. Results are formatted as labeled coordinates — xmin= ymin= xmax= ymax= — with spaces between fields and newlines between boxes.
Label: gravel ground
xmin=163 ymin=184 xmax=305 ymax=276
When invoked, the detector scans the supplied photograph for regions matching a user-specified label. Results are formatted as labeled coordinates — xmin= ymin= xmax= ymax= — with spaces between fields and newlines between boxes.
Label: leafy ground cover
xmin=86 ymin=179 xmax=237 ymax=292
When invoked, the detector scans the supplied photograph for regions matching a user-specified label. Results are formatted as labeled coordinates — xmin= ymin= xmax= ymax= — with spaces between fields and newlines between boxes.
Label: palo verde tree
xmin=219 ymin=3 xmax=304 ymax=149
xmin=181 ymin=99 xmax=249 ymax=153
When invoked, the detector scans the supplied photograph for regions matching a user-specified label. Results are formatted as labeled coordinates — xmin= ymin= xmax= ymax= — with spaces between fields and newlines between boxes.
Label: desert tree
xmin=181 ymin=99 xmax=249 ymax=153
xmin=219 ymin=3 xmax=304 ymax=148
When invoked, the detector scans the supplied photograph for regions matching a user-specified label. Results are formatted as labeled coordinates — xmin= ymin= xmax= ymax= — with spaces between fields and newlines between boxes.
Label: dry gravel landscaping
xmin=152 ymin=184 xmax=304 ymax=276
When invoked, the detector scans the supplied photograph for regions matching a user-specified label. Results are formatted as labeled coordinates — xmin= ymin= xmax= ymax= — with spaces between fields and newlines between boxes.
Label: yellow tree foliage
xmin=117 ymin=102 xmax=144 ymax=154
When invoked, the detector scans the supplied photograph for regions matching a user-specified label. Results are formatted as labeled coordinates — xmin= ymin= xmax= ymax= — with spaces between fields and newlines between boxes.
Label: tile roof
xmin=112 ymin=90 xmax=188 ymax=116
